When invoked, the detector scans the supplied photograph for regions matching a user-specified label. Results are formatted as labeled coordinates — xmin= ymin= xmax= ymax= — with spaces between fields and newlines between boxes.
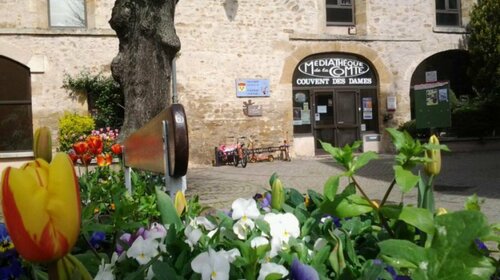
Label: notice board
xmin=414 ymin=81 xmax=451 ymax=129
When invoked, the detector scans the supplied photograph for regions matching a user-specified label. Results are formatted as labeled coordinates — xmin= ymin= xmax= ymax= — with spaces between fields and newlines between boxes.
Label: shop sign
xmin=293 ymin=55 xmax=376 ymax=87
xmin=236 ymin=79 xmax=270 ymax=97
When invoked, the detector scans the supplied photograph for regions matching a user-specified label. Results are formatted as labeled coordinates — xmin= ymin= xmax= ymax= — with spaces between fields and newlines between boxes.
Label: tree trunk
xmin=109 ymin=0 xmax=180 ymax=139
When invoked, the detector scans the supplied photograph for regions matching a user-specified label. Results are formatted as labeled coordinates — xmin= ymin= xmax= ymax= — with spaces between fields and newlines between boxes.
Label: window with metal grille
xmin=49 ymin=0 xmax=86 ymax=27
xmin=436 ymin=0 xmax=461 ymax=26
xmin=0 ymin=56 xmax=33 ymax=152
xmin=326 ymin=0 xmax=355 ymax=26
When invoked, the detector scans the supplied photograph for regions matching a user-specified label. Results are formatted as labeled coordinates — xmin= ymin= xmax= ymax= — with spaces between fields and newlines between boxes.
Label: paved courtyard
xmin=186 ymin=150 xmax=500 ymax=224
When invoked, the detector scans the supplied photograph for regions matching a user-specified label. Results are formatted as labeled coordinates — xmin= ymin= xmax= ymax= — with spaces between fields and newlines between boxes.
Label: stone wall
xmin=0 ymin=0 xmax=477 ymax=166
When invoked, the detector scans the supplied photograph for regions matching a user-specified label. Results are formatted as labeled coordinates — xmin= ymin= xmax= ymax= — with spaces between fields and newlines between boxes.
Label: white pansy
xmin=233 ymin=217 xmax=255 ymax=240
xmin=145 ymin=222 xmax=167 ymax=240
xmin=257 ymin=262 xmax=289 ymax=280
xmin=94 ymin=252 xmax=118 ymax=280
xmin=195 ymin=216 xmax=217 ymax=231
xmin=231 ymin=198 xmax=261 ymax=221
xmin=220 ymin=248 xmax=241 ymax=262
xmin=126 ymin=236 xmax=159 ymax=265
xmin=264 ymin=213 xmax=300 ymax=257
xmin=250 ymin=236 xmax=269 ymax=248
xmin=185 ymin=225 xmax=203 ymax=251
xmin=191 ymin=248 xmax=231 ymax=280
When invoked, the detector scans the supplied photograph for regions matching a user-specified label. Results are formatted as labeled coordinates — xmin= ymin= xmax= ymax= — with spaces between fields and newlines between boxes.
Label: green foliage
xmin=467 ymin=0 xmax=500 ymax=96
xmin=57 ymin=112 xmax=95 ymax=151
xmin=63 ymin=71 xmax=124 ymax=129
xmin=15 ymin=128 xmax=494 ymax=280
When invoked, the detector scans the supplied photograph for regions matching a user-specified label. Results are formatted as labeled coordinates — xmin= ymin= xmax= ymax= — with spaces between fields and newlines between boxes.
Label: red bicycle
xmin=215 ymin=136 xmax=248 ymax=167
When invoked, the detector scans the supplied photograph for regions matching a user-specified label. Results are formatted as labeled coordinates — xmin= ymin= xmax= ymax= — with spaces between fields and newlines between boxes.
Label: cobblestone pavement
xmin=186 ymin=150 xmax=500 ymax=224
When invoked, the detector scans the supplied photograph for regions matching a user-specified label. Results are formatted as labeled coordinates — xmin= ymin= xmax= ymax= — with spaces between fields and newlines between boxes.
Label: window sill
xmin=0 ymin=28 xmax=116 ymax=37
xmin=0 ymin=151 xmax=34 ymax=159
xmin=433 ymin=26 xmax=467 ymax=34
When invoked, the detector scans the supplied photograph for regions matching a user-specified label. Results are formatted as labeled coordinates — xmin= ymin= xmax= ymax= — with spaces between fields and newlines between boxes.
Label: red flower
xmin=87 ymin=136 xmax=103 ymax=156
xmin=73 ymin=142 xmax=88 ymax=155
xmin=96 ymin=154 xmax=113 ymax=167
xmin=68 ymin=151 xmax=79 ymax=164
xmin=81 ymin=154 xmax=92 ymax=166
xmin=111 ymin=143 xmax=122 ymax=155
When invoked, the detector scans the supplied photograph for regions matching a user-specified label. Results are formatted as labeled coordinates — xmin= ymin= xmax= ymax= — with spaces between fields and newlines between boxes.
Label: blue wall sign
xmin=236 ymin=79 xmax=270 ymax=97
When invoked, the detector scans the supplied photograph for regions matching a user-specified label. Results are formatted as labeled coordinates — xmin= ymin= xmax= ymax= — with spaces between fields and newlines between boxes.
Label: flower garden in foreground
xmin=1 ymin=128 xmax=499 ymax=280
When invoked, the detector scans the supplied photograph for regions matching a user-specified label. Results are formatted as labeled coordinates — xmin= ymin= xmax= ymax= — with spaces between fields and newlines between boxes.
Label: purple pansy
xmin=290 ymin=258 xmax=320 ymax=280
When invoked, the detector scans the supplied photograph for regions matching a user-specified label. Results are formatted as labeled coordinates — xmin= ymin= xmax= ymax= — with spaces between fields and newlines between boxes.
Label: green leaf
xmin=329 ymin=233 xmax=346 ymax=275
xmin=324 ymin=175 xmax=341 ymax=201
xmin=464 ymin=194 xmax=482 ymax=211
xmin=287 ymin=188 xmax=306 ymax=207
xmin=399 ymin=206 xmax=435 ymax=235
xmin=153 ymin=261 xmax=180 ymax=280
xmin=330 ymin=194 xmax=373 ymax=218
xmin=352 ymin=151 xmax=378 ymax=172
xmin=386 ymin=128 xmax=406 ymax=151
xmin=380 ymin=204 xmax=403 ymax=220
xmin=379 ymin=211 xmax=496 ymax=280
xmin=265 ymin=273 xmax=286 ymax=280
xmin=320 ymin=140 xmax=342 ymax=160
xmin=379 ymin=239 xmax=426 ymax=268
xmin=155 ymin=187 xmax=182 ymax=228
xmin=394 ymin=166 xmax=419 ymax=193
xmin=255 ymin=218 xmax=271 ymax=235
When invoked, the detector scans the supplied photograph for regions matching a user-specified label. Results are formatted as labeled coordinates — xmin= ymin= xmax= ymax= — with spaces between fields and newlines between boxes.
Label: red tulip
xmin=81 ymin=154 xmax=92 ymax=166
xmin=73 ymin=142 xmax=88 ymax=156
xmin=87 ymin=136 xmax=103 ymax=156
xmin=96 ymin=153 xmax=113 ymax=167
xmin=1 ymin=153 xmax=81 ymax=262
xmin=111 ymin=143 xmax=122 ymax=155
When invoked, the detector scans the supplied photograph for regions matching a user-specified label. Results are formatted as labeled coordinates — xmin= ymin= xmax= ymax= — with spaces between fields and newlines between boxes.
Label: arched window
xmin=0 ymin=56 xmax=33 ymax=152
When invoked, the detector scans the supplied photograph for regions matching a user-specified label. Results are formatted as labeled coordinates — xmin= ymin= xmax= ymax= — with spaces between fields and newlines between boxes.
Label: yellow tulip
xmin=424 ymin=135 xmax=441 ymax=176
xmin=174 ymin=190 xmax=187 ymax=216
xmin=1 ymin=153 xmax=81 ymax=262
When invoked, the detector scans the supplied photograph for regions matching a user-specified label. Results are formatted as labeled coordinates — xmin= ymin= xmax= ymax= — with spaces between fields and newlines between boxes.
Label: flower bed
xmin=1 ymin=129 xmax=499 ymax=280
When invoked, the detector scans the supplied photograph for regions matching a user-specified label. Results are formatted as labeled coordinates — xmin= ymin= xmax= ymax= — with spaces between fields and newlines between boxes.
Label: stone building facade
xmin=0 ymin=0 xmax=476 ymax=167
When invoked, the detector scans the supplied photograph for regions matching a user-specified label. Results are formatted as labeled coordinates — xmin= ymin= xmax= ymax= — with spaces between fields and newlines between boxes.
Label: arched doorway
xmin=410 ymin=50 xmax=471 ymax=119
xmin=292 ymin=53 xmax=379 ymax=153
xmin=0 ymin=56 xmax=33 ymax=152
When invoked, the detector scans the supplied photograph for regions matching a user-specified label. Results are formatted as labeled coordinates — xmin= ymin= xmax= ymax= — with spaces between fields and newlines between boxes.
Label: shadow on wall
xmin=223 ymin=0 xmax=238 ymax=21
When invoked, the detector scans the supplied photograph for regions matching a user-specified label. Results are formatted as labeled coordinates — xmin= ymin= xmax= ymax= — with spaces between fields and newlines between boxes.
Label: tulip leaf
xmin=326 ymin=194 xmax=373 ymax=218
xmin=379 ymin=211 xmax=496 ymax=280
xmin=394 ymin=166 xmax=419 ymax=193
xmin=386 ymin=128 xmax=407 ymax=151
xmin=324 ymin=175 xmax=341 ymax=201
xmin=351 ymin=151 xmax=378 ymax=172
xmin=399 ymin=206 xmax=435 ymax=235
xmin=155 ymin=187 xmax=182 ymax=228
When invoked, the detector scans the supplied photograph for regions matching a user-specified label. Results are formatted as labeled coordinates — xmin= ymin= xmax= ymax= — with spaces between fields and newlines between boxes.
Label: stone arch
xmin=280 ymin=42 xmax=392 ymax=88
xmin=0 ymin=39 xmax=32 ymax=67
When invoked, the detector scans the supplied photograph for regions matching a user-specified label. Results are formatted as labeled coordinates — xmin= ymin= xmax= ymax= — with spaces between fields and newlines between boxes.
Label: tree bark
xmin=109 ymin=0 xmax=180 ymax=139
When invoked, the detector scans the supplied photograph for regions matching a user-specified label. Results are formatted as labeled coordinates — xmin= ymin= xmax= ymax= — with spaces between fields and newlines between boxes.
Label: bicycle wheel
xmin=233 ymin=152 xmax=239 ymax=167
xmin=241 ymin=153 xmax=248 ymax=168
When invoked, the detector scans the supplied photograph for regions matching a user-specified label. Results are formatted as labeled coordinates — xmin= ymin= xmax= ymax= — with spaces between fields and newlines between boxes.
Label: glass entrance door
xmin=312 ymin=90 xmax=360 ymax=152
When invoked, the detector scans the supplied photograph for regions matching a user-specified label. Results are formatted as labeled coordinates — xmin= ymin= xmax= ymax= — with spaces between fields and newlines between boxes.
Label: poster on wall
xmin=362 ymin=97 xmax=373 ymax=120
xmin=301 ymin=110 xmax=310 ymax=124
xmin=236 ymin=79 xmax=270 ymax=97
